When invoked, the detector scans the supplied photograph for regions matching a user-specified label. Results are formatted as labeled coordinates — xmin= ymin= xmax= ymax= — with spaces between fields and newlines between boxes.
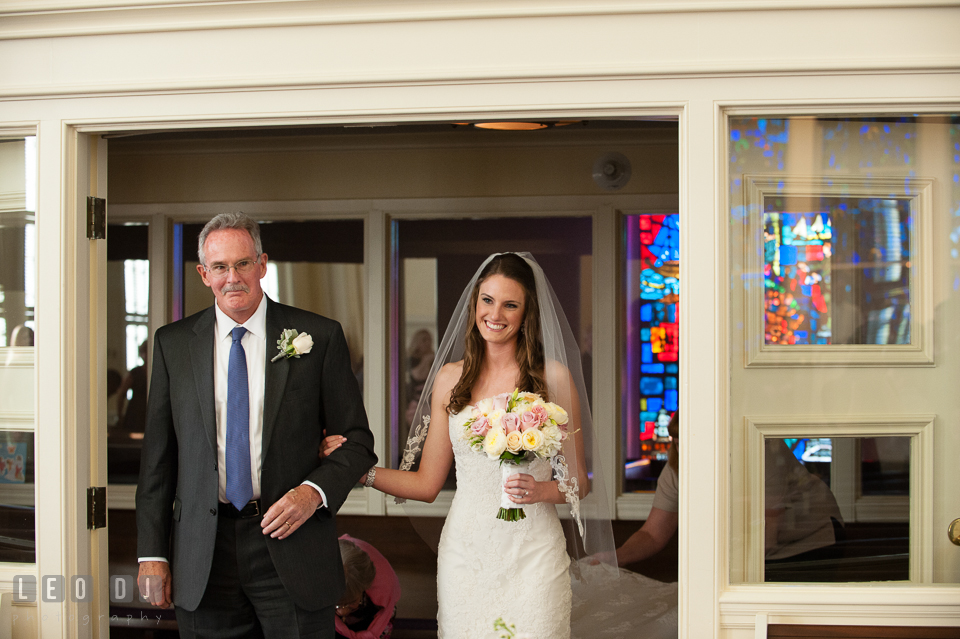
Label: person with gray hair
xmin=136 ymin=211 xmax=377 ymax=638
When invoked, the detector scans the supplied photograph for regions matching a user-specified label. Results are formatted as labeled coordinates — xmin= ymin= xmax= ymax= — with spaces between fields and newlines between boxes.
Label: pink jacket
xmin=334 ymin=535 xmax=402 ymax=639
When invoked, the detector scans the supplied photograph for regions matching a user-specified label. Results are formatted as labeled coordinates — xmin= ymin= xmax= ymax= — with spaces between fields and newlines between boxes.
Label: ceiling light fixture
xmin=461 ymin=120 xmax=581 ymax=131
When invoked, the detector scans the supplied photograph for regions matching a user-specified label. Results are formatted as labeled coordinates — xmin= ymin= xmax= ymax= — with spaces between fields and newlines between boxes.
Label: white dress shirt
xmin=214 ymin=295 xmax=267 ymax=503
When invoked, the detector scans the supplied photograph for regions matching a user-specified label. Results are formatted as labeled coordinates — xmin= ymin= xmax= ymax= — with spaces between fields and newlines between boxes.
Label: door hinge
xmin=87 ymin=487 xmax=106 ymax=529
xmin=86 ymin=196 xmax=106 ymax=240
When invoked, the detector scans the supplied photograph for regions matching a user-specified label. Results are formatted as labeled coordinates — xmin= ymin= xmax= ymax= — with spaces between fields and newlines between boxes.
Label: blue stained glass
xmin=794 ymin=330 xmax=808 ymax=340
xmin=665 ymin=376 xmax=678 ymax=390
xmin=731 ymin=130 xmax=741 ymax=141
xmin=666 ymin=364 xmax=679 ymax=374
xmin=779 ymin=245 xmax=798 ymax=265
xmin=641 ymin=343 xmax=653 ymax=363
xmin=884 ymin=125 xmax=891 ymax=134
xmin=860 ymin=125 xmax=869 ymax=134
xmin=640 ymin=377 xmax=664 ymax=395
xmin=647 ymin=398 xmax=662 ymax=412
xmin=640 ymin=411 xmax=658 ymax=425
xmin=801 ymin=285 xmax=811 ymax=296
xmin=904 ymin=154 xmax=910 ymax=163
xmin=640 ymin=328 xmax=651 ymax=341
xmin=641 ymin=363 xmax=665 ymax=374
xmin=640 ymin=304 xmax=652 ymax=322
xmin=664 ymin=390 xmax=678 ymax=411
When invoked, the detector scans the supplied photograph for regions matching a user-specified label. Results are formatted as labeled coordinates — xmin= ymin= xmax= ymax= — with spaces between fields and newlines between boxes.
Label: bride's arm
xmin=364 ymin=363 xmax=458 ymax=503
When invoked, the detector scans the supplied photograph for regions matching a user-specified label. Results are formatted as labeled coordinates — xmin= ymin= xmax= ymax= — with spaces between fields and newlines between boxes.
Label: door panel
xmin=727 ymin=115 xmax=960 ymax=590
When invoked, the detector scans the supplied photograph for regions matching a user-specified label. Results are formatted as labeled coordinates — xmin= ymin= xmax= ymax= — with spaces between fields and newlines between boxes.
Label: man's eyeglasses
xmin=203 ymin=256 xmax=261 ymax=278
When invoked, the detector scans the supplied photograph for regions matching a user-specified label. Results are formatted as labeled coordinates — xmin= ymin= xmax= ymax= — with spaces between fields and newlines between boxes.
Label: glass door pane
xmin=0 ymin=135 xmax=36 ymax=563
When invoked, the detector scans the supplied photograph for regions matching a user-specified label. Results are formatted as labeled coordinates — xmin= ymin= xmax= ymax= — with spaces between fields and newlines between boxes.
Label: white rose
xmin=483 ymin=428 xmax=508 ymax=459
xmin=546 ymin=402 xmax=569 ymax=425
xmin=505 ymin=430 xmax=523 ymax=454
xmin=291 ymin=332 xmax=314 ymax=355
xmin=476 ymin=398 xmax=494 ymax=415
xmin=521 ymin=428 xmax=543 ymax=452
xmin=488 ymin=409 xmax=505 ymax=430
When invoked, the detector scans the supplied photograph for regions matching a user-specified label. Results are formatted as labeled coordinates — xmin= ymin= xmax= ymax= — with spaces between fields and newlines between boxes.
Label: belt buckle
xmin=244 ymin=500 xmax=260 ymax=518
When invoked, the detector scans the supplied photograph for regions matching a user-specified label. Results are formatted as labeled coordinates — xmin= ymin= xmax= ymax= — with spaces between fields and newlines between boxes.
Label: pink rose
xmin=470 ymin=416 xmax=491 ymax=437
xmin=520 ymin=411 xmax=539 ymax=432
xmin=531 ymin=405 xmax=548 ymax=426
xmin=492 ymin=394 xmax=509 ymax=412
xmin=501 ymin=413 xmax=520 ymax=433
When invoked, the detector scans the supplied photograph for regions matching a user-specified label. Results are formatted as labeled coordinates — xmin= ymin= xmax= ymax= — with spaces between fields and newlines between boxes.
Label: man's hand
xmin=137 ymin=561 xmax=173 ymax=608
xmin=261 ymin=485 xmax=322 ymax=540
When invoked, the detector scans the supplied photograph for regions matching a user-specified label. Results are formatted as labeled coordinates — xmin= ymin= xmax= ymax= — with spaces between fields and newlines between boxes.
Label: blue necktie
xmin=225 ymin=326 xmax=253 ymax=511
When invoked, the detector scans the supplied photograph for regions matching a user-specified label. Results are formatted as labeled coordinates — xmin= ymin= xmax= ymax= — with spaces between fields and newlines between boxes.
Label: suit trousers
xmin=175 ymin=511 xmax=335 ymax=639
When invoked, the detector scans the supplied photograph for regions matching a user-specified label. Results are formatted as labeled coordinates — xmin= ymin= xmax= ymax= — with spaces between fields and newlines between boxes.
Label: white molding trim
xmin=384 ymin=490 xmax=454 ymax=517
xmin=741 ymin=414 xmax=935 ymax=584
xmin=854 ymin=495 xmax=910 ymax=523
xmin=0 ymin=349 xmax=34 ymax=368
xmin=107 ymin=484 xmax=135 ymax=510
xmin=720 ymin=584 xmax=960 ymax=628
xmin=0 ymin=410 xmax=33 ymax=430
xmin=742 ymin=174 xmax=935 ymax=368
xmin=616 ymin=492 xmax=656 ymax=520
xmin=0 ymin=193 xmax=26 ymax=213
xmin=2 ymin=0 xmax=959 ymax=44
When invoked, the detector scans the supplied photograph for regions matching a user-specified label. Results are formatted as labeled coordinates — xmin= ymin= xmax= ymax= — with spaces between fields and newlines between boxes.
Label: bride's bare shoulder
xmin=434 ymin=360 xmax=464 ymax=393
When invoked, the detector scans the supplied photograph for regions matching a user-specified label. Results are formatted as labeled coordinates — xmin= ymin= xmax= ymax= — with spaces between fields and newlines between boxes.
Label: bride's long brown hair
xmin=447 ymin=254 xmax=548 ymax=414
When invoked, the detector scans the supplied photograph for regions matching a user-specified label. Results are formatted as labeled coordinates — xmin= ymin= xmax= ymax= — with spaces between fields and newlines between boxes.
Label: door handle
xmin=949 ymin=519 xmax=960 ymax=546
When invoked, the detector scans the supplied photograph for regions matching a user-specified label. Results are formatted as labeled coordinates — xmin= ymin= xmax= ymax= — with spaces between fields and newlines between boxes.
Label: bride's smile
xmin=476 ymin=274 xmax=526 ymax=344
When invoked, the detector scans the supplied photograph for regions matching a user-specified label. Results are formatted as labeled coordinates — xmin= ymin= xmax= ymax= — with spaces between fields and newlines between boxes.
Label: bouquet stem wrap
xmin=499 ymin=460 xmax=529 ymax=522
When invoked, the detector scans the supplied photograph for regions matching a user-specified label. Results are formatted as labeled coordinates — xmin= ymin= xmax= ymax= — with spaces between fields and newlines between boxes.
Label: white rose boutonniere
xmin=271 ymin=328 xmax=314 ymax=362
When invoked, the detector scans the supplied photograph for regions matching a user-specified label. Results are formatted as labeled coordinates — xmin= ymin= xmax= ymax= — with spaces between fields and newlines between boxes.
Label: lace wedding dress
xmin=436 ymin=410 xmax=572 ymax=639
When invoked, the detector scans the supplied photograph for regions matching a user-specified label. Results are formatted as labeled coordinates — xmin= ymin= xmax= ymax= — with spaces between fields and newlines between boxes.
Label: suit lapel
xmin=190 ymin=307 xmax=218 ymax=454
xmin=262 ymin=298 xmax=289 ymax=460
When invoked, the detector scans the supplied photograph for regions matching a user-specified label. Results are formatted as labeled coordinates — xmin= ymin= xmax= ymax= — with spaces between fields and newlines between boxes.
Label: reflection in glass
xmin=107 ymin=224 xmax=150 ymax=484
xmin=392 ymin=217 xmax=593 ymax=472
xmin=763 ymin=197 xmax=911 ymax=345
xmin=0 ymin=136 xmax=36 ymax=563
xmin=764 ymin=437 xmax=908 ymax=583
xmin=0 ymin=431 xmax=34 ymax=563
xmin=623 ymin=214 xmax=680 ymax=493
xmin=861 ymin=436 xmax=909 ymax=496
xmin=0 ymin=137 xmax=36 ymax=348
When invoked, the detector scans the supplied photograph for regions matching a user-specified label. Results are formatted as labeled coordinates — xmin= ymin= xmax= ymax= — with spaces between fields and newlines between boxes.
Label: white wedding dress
xmin=436 ymin=410 xmax=572 ymax=639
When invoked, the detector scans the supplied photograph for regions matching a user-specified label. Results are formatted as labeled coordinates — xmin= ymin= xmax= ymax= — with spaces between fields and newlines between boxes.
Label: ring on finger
xmin=284 ymin=521 xmax=292 ymax=527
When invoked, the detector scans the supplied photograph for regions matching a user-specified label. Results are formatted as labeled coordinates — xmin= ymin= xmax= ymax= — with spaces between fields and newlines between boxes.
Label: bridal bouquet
xmin=460 ymin=389 xmax=570 ymax=522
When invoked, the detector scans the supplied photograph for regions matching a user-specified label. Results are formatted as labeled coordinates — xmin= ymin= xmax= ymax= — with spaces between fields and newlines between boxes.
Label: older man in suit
xmin=136 ymin=212 xmax=376 ymax=638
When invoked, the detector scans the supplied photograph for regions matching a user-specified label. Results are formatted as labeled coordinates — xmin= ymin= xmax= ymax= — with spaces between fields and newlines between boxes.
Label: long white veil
xmin=397 ymin=252 xmax=618 ymax=575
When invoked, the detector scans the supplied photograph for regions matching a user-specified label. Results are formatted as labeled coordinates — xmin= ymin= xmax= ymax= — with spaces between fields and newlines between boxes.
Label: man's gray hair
xmin=197 ymin=212 xmax=263 ymax=265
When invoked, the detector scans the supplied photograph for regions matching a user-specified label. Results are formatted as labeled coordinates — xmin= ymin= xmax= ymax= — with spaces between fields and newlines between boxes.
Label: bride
xmin=333 ymin=253 xmax=618 ymax=638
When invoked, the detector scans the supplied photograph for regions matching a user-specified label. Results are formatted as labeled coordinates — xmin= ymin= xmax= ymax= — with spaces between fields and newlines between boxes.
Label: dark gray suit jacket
xmin=135 ymin=298 xmax=377 ymax=611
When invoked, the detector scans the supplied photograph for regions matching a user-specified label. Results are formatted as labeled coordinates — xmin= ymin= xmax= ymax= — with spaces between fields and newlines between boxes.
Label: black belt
xmin=218 ymin=499 xmax=261 ymax=519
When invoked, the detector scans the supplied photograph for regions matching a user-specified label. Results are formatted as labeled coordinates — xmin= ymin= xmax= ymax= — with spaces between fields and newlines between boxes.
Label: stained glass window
xmin=624 ymin=214 xmax=679 ymax=493
xmin=763 ymin=197 xmax=911 ymax=345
